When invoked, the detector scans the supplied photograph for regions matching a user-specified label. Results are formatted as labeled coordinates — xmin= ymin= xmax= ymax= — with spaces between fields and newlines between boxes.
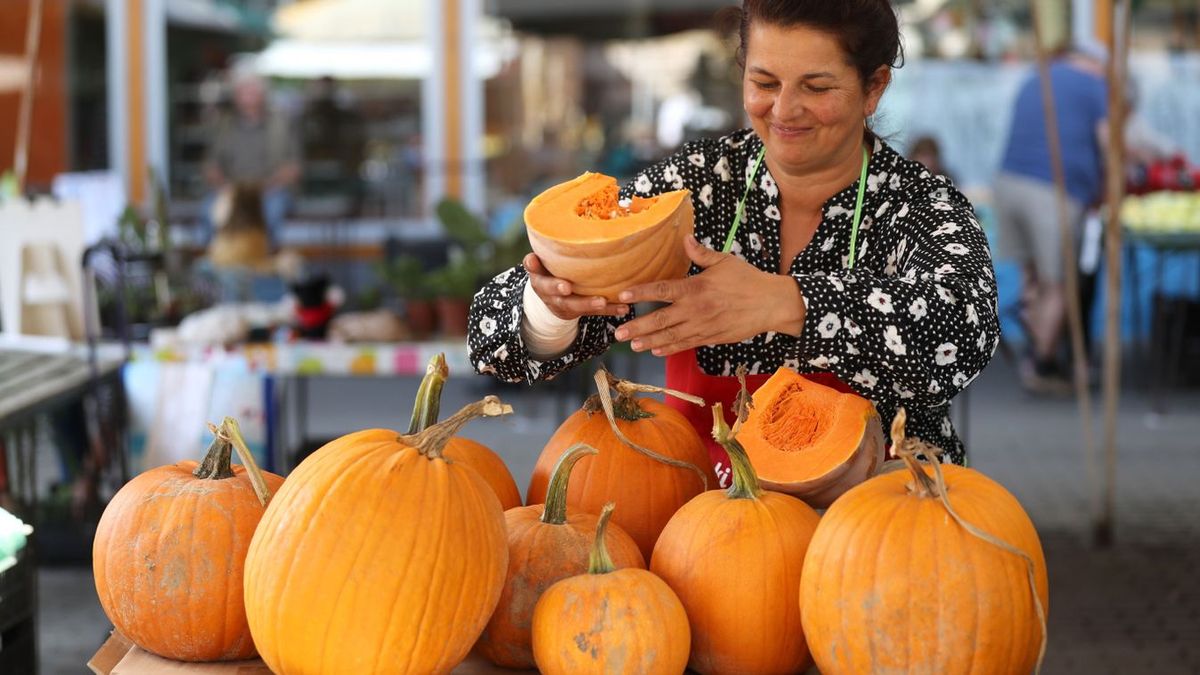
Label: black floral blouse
xmin=468 ymin=129 xmax=1000 ymax=464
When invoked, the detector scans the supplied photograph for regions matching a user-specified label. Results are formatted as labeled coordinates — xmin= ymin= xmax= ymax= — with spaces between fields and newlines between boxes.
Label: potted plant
xmin=379 ymin=255 xmax=437 ymax=339
xmin=427 ymin=253 xmax=481 ymax=337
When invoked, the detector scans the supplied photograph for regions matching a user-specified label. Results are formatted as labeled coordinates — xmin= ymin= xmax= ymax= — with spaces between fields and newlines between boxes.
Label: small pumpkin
xmin=526 ymin=369 xmax=716 ymax=560
xmin=93 ymin=419 xmax=281 ymax=661
xmin=524 ymin=172 xmax=694 ymax=301
xmin=408 ymin=353 xmax=522 ymax=510
xmin=243 ymin=397 xmax=512 ymax=675
xmin=651 ymin=402 xmax=821 ymax=674
xmin=478 ymin=444 xmax=645 ymax=668
xmin=737 ymin=367 xmax=885 ymax=507
xmin=532 ymin=503 xmax=690 ymax=675
xmin=800 ymin=409 xmax=1049 ymax=675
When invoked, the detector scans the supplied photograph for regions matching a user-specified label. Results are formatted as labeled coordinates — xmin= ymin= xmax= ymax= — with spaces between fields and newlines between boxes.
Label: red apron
xmin=664 ymin=348 xmax=856 ymax=488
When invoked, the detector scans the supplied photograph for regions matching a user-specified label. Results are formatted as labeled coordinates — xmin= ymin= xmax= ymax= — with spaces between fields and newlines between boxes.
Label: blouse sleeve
xmin=791 ymin=192 xmax=1000 ymax=408
xmin=467 ymin=144 xmax=711 ymax=384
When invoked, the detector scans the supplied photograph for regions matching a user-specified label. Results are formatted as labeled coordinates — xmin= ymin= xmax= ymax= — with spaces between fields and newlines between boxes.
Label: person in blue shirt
xmin=993 ymin=45 xmax=1108 ymax=392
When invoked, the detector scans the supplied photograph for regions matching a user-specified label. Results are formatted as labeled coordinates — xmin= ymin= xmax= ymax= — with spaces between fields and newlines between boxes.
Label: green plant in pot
xmin=428 ymin=253 xmax=481 ymax=337
xmin=380 ymin=255 xmax=437 ymax=339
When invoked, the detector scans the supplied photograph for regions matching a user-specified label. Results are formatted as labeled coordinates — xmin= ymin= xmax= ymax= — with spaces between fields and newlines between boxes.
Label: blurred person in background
xmin=993 ymin=44 xmax=1108 ymax=394
xmin=908 ymin=134 xmax=954 ymax=182
xmin=471 ymin=0 xmax=999 ymax=479
xmin=203 ymin=69 xmax=302 ymax=247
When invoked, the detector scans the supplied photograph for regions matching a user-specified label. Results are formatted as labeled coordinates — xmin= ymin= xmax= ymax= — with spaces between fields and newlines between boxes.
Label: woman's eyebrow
xmin=747 ymin=66 xmax=836 ymax=80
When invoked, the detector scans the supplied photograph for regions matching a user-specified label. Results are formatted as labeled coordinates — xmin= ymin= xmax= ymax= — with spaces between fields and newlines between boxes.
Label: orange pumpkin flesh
xmin=738 ymin=367 xmax=884 ymax=507
xmin=532 ymin=504 xmax=690 ymax=675
xmin=526 ymin=371 xmax=716 ymax=560
xmin=243 ymin=397 xmax=512 ymax=675
xmin=651 ymin=404 xmax=820 ymax=674
xmin=93 ymin=424 xmax=283 ymax=661
xmin=525 ymin=172 xmax=694 ymax=301
xmin=409 ymin=353 xmax=522 ymax=510
xmin=478 ymin=444 xmax=645 ymax=669
xmin=800 ymin=412 xmax=1049 ymax=674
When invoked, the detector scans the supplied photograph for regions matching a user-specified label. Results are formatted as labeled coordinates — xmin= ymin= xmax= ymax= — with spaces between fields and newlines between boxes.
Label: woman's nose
xmin=772 ymin=86 xmax=806 ymax=122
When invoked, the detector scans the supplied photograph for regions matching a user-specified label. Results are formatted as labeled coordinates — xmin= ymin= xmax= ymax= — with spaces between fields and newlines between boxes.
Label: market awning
xmin=253 ymin=38 xmax=512 ymax=80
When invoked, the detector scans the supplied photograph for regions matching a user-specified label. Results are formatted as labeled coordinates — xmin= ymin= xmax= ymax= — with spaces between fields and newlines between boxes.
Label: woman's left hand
xmin=613 ymin=235 xmax=807 ymax=356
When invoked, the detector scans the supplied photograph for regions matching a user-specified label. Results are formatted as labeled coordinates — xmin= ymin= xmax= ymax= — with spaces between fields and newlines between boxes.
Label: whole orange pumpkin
xmin=800 ymin=410 xmax=1049 ymax=675
xmin=652 ymin=404 xmax=821 ymax=674
xmin=478 ymin=444 xmax=645 ymax=668
xmin=526 ymin=369 xmax=716 ymax=559
xmin=243 ymin=397 xmax=512 ymax=674
xmin=93 ymin=419 xmax=281 ymax=661
xmin=408 ymin=353 xmax=522 ymax=510
xmin=532 ymin=504 xmax=690 ymax=675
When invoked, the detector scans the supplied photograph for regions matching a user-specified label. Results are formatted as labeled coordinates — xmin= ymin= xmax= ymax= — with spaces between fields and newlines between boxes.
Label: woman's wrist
xmin=771 ymin=274 xmax=807 ymax=337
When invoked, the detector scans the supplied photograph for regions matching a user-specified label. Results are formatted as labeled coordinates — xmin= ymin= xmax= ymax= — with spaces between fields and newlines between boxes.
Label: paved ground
xmin=36 ymin=351 xmax=1200 ymax=674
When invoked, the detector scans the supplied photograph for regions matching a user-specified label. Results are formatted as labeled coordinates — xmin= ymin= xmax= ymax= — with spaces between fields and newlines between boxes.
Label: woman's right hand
xmin=524 ymin=253 xmax=629 ymax=320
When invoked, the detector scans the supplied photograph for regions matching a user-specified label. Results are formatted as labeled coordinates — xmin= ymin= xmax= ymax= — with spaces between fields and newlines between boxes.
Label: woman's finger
xmin=615 ymin=304 xmax=685 ymax=345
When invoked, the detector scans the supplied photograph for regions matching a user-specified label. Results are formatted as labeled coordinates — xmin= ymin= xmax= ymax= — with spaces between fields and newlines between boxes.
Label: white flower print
xmin=477 ymin=361 xmax=496 ymax=375
xmin=763 ymin=330 xmax=776 ymax=343
xmin=936 ymin=285 xmax=957 ymax=305
xmin=897 ymin=203 xmax=910 ymax=219
xmin=978 ymin=278 xmax=991 ymax=293
xmin=893 ymin=382 xmax=915 ymax=399
xmin=935 ymin=342 xmax=958 ymax=366
xmin=933 ymin=222 xmax=961 ymax=236
xmin=749 ymin=232 xmax=763 ymax=251
xmin=493 ymin=344 xmax=509 ymax=362
xmin=761 ymin=173 xmax=778 ymax=197
xmin=817 ymin=313 xmax=842 ymax=339
xmin=944 ymin=243 xmax=969 ymax=256
xmin=510 ymin=307 xmax=520 ymax=330
xmin=867 ymin=288 xmax=895 ymax=314
xmin=699 ymin=184 xmax=713 ymax=208
xmin=808 ymin=355 xmax=840 ymax=369
xmin=495 ymin=268 xmax=513 ymax=284
xmin=827 ymin=204 xmax=852 ymax=219
xmin=728 ymin=239 xmax=744 ymax=258
xmin=932 ymin=201 xmax=955 ymax=212
xmin=953 ymin=372 xmax=970 ymax=388
xmin=783 ymin=358 xmax=800 ymax=370
xmin=828 ymin=276 xmax=844 ymax=292
xmin=977 ymin=331 xmax=991 ymax=352
xmin=479 ymin=316 xmax=497 ymax=337
xmin=928 ymin=379 xmax=942 ymax=394
xmin=663 ymin=163 xmax=684 ymax=190
xmin=845 ymin=318 xmax=863 ymax=337
xmin=889 ymin=173 xmax=902 ymax=191
xmin=965 ymin=303 xmax=979 ymax=325
xmin=764 ymin=204 xmax=782 ymax=221
xmin=845 ymin=341 xmax=860 ymax=355
xmin=935 ymin=263 xmax=958 ymax=276
xmin=867 ymin=171 xmax=886 ymax=193
xmin=713 ymin=156 xmax=732 ymax=182
xmin=929 ymin=187 xmax=951 ymax=202
xmin=941 ymin=417 xmax=953 ymax=438
xmin=727 ymin=134 xmax=747 ymax=148
xmin=875 ymin=201 xmax=891 ymax=217
xmin=883 ymin=325 xmax=907 ymax=355
xmin=820 ymin=236 xmax=836 ymax=252
xmin=884 ymin=251 xmax=898 ymax=277
xmin=688 ymin=153 xmax=705 ymax=167
xmin=853 ymin=369 xmax=878 ymax=390
xmin=634 ymin=174 xmax=652 ymax=194
xmin=859 ymin=216 xmax=873 ymax=231
xmin=491 ymin=300 xmax=504 ymax=310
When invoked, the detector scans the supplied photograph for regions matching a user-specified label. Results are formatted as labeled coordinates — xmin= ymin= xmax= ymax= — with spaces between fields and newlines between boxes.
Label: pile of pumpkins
xmin=93 ymin=354 xmax=1048 ymax=674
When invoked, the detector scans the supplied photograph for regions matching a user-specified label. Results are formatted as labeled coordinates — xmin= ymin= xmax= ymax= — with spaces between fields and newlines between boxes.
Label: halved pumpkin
xmin=525 ymin=172 xmax=693 ymax=302
xmin=738 ymin=368 xmax=885 ymax=508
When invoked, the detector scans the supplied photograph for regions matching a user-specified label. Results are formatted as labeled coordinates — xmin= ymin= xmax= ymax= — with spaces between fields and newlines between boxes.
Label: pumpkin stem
xmin=890 ymin=408 xmax=1048 ymax=675
xmin=712 ymin=403 xmax=761 ymax=500
xmin=593 ymin=369 xmax=708 ymax=490
xmin=587 ymin=502 xmax=618 ymax=575
xmin=193 ymin=435 xmax=235 ymax=480
xmin=541 ymin=443 xmax=599 ymax=525
xmin=731 ymin=364 xmax=754 ymax=437
xmin=211 ymin=419 xmax=272 ymax=507
xmin=407 ymin=353 xmax=448 ymax=434
xmin=403 ymin=395 xmax=513 ymax=460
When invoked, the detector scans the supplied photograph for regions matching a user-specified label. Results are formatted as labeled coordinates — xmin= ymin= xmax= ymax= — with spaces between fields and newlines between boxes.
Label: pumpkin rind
xmin=93 ymin=438 xmax=284 ymax=661
xmin=651 ymin=405 xmax=821 ymax=674
xmin=738 ymin=367 xmax=884 ymax=507
xmin=243 ymin=399 xmax=511 ymax=675
xmin=526 ymin=392 xmax=716 ymax=560
xmin=525 ymin=172 xmax=694 ymax=301
xmin=531 ymin=505 xmax=690 ymax=675
xmin=800 ymin=463 xmax=1049 ymax=674
xmin=478 ymin=445 xmax=644 ymax=668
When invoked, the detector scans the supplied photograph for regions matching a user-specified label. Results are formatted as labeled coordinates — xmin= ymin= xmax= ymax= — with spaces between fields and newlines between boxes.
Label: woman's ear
xmin=864 ymin=66 xmax=892 ymax=117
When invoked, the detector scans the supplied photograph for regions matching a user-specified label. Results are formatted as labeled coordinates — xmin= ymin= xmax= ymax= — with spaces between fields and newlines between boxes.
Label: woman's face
xmin=743 ymin=22 xmax=889 ymax=174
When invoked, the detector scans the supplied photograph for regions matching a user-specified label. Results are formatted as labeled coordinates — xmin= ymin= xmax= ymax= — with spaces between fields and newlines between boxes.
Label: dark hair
xmin=721 ymin=0 xmax=905 ymax=90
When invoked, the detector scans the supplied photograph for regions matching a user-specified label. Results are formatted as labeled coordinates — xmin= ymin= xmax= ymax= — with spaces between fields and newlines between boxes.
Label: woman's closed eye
xmin=750 ymin=80 xmax=780 ymax=91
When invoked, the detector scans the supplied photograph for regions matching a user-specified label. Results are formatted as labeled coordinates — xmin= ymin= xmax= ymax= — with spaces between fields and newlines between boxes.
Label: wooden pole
xmin=1096 ymin=0 xmax=1132 ymax=549
xmin=13 ymin=0 xmax=44 ymax=192
xmin=442 ymin=0 xmax=463 ymax=200
xmin=125 ymin=0 xmax=147 ymax=204
xmin=1029 ymin=0 xmax=1100 ymax=531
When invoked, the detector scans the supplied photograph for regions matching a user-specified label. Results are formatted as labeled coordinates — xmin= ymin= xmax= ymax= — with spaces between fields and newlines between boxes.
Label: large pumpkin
xmin=532 ymin=504 xmax=690 ymax=675
xmin=93 ymin=419 xmax=281 ymax=661
xmin=408 ymin=353 xmax=522 ymax=510
xmin=525 ymin=172 xmax=694 ymax=301
xmin=526 ymin=369 xmax=716 ymax=560
xmin=800 ymin=409 xmax=1049 ymax=675
xmin=652 ymin=404 xmax=821 ymax=674
xmin=478 ymin=444 xmax=645 ymax=668
xmin=243 ymin=397 xmax=512 ymax=674
xmin=738 ymin=367 xmax=885 ymax=507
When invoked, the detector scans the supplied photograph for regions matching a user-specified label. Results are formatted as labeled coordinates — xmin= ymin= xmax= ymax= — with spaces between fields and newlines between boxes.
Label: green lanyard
xmin=723 ymin=142 xmax=870 ymax=270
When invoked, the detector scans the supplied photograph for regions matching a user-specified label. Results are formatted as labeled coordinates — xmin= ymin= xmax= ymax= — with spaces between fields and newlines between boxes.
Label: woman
xmin=469 ymin=0 xmax=998 ymax=484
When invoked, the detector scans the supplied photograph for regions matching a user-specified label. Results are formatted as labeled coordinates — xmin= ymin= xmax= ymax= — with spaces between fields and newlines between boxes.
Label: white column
xmin=105 ymin=0 xmax=128 ymax=186
xmin=1073 ymin=0 xmax=1097 ymax=49
xmin=145 ymin=0 xmax=168 ymax=194
xmin=422 ymin=0 xmax=446 ymax=216
xmin=460 ymin=0 xmax=485 ymax=215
